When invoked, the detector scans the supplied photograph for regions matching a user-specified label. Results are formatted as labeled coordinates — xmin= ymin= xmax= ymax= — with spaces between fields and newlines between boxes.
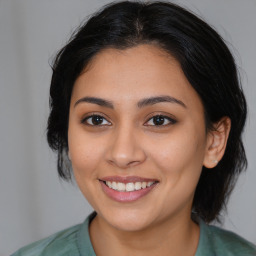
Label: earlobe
xmin=203 ymin=117 xmax=231 ymax=168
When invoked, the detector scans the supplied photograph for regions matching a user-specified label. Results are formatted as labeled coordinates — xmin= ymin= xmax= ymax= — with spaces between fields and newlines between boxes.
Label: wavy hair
xmin=47 ymin=1 xmax=247 ymax=222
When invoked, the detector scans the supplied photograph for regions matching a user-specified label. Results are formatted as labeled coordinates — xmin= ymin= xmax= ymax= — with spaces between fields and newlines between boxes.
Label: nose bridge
xmin=108 ymin=121 xmax=146 ymax=168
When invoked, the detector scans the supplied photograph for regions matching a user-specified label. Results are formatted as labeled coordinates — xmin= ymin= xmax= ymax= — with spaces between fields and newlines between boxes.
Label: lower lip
xmin=100 ymin=181 xmax=158 ymax=202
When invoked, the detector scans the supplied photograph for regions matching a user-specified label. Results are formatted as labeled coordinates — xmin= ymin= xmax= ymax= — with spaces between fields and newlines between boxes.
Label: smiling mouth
xmin=102 ymin=180 xmax=158 ymax=192
xmin=99 ymin=177 xmax=159 ymax=202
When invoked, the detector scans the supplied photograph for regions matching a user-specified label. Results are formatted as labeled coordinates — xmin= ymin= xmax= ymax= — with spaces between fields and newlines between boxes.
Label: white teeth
xmin=104 ymin=181 xmax=156 ymax=192
xmin=126 ymin=183 xmax=135 ymax=192
xmin=112 ymin=181 xmax=117 ymax=190
xmin=106 ymin=181 xmax=112 ymax=188
xmin=147 ymin=181 xmax=154 ymax=187
xmin=117 ymin=182 xmax=126 ymax=191
xmin=135 ymin=182 xmax=142 ymax=190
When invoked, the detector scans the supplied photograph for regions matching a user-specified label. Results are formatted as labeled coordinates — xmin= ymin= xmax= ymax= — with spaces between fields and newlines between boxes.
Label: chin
xmin=109 ymin=216 xmax=152 ymax=232
xmin=97 ymin=207 xmax=158 ymax=232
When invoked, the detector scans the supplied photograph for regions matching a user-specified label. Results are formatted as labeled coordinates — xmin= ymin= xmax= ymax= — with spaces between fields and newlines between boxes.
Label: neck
xmin=89 ymin=212 xmax=200 ymax=256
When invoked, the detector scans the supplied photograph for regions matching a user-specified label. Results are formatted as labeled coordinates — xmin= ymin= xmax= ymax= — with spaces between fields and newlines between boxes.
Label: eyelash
xmin=81 ymin=113 xmax=177 ymax=127
xmin=145 ymin=115 xmax=177 ymax=127
xmin=81 ymin=114 xmax=111 ymax=126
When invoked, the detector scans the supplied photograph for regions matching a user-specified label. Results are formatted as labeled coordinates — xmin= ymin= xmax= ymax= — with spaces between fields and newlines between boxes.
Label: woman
xmin=12 ymin=1 xmax=256 ymax=255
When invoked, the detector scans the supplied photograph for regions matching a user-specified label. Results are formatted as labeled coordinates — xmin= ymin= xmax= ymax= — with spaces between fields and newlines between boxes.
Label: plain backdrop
xmin=0 ymin=0 xmax=255 ymax=255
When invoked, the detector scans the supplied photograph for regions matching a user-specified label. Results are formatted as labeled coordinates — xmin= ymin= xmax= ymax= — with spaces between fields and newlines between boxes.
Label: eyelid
xmin=144 ymin=113 xmax=177 ymax=126
xmin=80 ymin=112 xmax=177 ymax=127
xmin=81 ymin=113 xmax=112 ymax=126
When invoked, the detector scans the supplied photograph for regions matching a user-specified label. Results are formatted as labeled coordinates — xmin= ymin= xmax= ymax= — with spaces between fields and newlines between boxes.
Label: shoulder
xmin=11 ymin=223 xmax=82 ymax=256
xmin=198 ymin=220 xmax=256 ymax=256
xmin=209 ymin=225 xmax=256 ymax=255
xmin=11 ymin=212 xmax=97 ymax=256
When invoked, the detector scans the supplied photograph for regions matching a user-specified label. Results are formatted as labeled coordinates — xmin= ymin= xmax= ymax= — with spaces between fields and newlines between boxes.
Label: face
xmin=68 ymin=45 xmax=210 ymax=231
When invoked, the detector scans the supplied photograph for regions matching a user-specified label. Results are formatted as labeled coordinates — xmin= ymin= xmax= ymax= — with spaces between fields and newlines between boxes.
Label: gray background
xmin=0 ymin=0 xmax=255 ymax=255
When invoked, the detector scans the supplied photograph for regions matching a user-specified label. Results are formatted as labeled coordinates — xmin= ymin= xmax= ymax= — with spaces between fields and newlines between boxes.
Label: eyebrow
xmin=74 ymin=95 xmax=186 ymax=109
xmin=74 ymin=97 xmax=114 ymax=109
xmin=137 ymin=95 xmax=187 ymax=109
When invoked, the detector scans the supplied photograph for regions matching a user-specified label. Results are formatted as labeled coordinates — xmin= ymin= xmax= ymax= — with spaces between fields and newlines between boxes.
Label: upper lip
xmin=99 ymin=176 xmax=159 ymax=184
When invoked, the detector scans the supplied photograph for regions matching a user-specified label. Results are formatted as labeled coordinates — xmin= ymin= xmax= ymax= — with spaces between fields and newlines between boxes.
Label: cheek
xmin=68 ymin=131 xmax=108 ymax=207
xmin=68 ymin=128 xmax=105 ymax=179
xmin=145 ymin=128 xmax=207 ymax=212
xmin=147 ymin=126 xmax=206 ymax=183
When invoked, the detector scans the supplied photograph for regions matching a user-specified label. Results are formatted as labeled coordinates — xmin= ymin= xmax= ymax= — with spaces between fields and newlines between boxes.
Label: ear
xmin=203 ymin=117 xmax=231 ymax=168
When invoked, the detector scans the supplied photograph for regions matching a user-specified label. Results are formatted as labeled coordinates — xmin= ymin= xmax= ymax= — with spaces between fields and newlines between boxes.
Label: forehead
xmin=72 ymin=44 xmax=203 ymax=110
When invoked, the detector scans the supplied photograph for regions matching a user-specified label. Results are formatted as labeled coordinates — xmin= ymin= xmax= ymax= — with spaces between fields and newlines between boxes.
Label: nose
xmin=107 ymin=125 xmax=146 ymax=169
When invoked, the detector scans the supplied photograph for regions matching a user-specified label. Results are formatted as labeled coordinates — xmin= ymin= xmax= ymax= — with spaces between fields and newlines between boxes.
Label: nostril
xmin=107 ymin=158 xmax=141 ymax=168
xmin=106 ymin=133 xmax=147 ymax=168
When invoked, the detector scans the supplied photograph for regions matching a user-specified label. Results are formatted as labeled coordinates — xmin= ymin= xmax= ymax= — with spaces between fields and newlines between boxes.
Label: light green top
xmin=12 ymin=212 xmax=256 ymax=256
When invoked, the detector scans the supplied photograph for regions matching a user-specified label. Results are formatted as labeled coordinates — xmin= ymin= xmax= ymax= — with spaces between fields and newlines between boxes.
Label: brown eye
xmin=152 ymin=116 xmax=165 ymax=125
xmin=82 ymin=115 xmax=111 ymax=126
xmin=146 ymin=115 xmax=176 ymax=126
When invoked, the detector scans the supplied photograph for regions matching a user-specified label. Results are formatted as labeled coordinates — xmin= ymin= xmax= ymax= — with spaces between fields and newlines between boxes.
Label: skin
xmin=68 ymin=44 xmax=231 ymax=256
